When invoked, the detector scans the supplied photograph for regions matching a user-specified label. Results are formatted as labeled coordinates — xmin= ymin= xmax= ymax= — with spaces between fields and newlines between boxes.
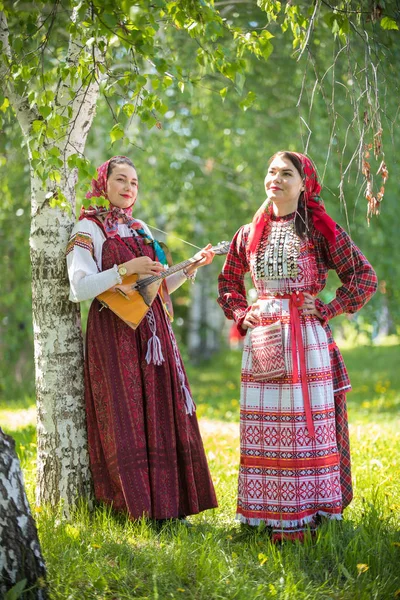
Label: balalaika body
xmin=97 ymin=241 xmax=230 ymax=330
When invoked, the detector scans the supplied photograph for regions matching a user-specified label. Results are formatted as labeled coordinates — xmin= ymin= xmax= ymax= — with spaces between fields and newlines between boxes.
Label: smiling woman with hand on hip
xmin=66 ymin=156 xmax=217 ymax=524
xmin=218 ymin=151 xmax=377 ymax=541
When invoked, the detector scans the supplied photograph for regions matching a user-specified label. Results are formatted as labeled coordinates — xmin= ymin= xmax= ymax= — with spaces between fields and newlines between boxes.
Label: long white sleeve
xmin=66 ymin=217 xmax=187 ymax=301
xmin=66 ymin=219 xmax=122 ymax=303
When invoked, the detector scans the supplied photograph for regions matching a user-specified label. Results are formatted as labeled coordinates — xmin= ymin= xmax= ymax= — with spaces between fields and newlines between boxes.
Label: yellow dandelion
xmin=258 ymin=552 xmax=268 ymax=566
xmin=269 ymin=583 xmax=277 ymax=595
xmin=226 ymin=535 xmax=233 ymax=540
xmin=34 ymin=506 xmax=43 ymax=513
xmin=91 ymin=543 xmax=101 ymax=549
xmin=177 ymin=588 xmax=185 ymax=593
xmin=357 ymin=563 xmax=369 ymax=574
xmin=65 ymin=525 xmax=80 ymax=539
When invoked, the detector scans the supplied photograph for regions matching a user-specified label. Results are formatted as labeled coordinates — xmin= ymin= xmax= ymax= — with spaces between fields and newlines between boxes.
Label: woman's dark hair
xmin=107 ymin=156 xmax=136 ymax=178
xmin=268 ymin=151 xmax=309 ymax=239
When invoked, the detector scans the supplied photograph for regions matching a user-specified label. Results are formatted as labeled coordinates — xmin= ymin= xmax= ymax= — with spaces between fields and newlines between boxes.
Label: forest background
xmin=1 ymin=0 xmax=399 ymax=403
xmin=0 ymin=1 xmax=400 ymax=598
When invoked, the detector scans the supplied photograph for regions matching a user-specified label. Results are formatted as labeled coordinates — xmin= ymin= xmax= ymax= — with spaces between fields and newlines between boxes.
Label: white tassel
xmin=145 ymin=308 xmax=165 ymax=366
xmin=182 ymin=384 xmax=195 ymax=416
xmin=145 ymin=334 xmax=165 ymax=366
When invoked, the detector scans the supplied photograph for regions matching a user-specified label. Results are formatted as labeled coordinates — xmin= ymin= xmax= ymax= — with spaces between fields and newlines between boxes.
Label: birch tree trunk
xmin=0 ymin=428 xmax=47 ymax=599
xmin=0 ymin=7 xmax=105 ymax=510
xmin=30 ymin=173 xmax=92 ymax=509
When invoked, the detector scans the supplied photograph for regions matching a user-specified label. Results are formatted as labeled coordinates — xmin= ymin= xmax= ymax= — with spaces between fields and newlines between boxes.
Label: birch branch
xmin=0 ymin=11 xmax=39 ymax=138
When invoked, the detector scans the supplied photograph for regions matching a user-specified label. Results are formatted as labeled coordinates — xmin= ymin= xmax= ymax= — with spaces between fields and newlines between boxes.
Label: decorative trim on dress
xmin=66 ymin=232 xmax=94 ymax=257
xmin=236 ymin=511 xmax=342 ymax=528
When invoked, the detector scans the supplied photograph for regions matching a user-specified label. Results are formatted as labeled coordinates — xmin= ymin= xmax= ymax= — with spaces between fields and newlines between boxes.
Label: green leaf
xmin=235 ymin=72 xmax=246 ymax=94
xmin=38 ymin=106 xmax=52 ymax=119
xmin=340 ymin=17 xmax=350 ymax=35
xmin=239 ymin=90 xmax=256 ymax=111
xmin=0 ymin=97 xmax=10 ymax=112
xmin=110 ymin=123 xmax=124 ymax=144
xmin=5 ymin=579 xmax=27 ymax=600
xmin=163 ymin=76 xmax=174 ymax=88
xmin=323 ymin=12 xmax=335 ymax=28
xmin=67 ymin=154 xmax=79 ymax=169
xmin=219 ymin=87 xmax=228 ymax=101
xmin=123 ymin=103 xmax=136 ymax=118
xmin=331 ymin=18 xmax=340 ymax=34
xmin=31 ymin=120 xmax=44 ymax=133
xmin=380 ymin=17 xmax=399 ymax=30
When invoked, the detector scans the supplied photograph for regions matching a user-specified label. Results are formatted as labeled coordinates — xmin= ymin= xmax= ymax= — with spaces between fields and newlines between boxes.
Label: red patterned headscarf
xmin=80 ymin=156 xmax=140 ymax=237
xmin=247 ymin=152 xmax=337 ymax=254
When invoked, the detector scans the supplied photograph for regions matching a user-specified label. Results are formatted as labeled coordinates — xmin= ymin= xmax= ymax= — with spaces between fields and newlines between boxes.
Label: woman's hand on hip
xmin=241 ymin=305 xmax=261 ymax=330
xmin=302 ymin=292 xmax=323 ymax=319
xmin=124 ymin=256 xmax=165 ymax=276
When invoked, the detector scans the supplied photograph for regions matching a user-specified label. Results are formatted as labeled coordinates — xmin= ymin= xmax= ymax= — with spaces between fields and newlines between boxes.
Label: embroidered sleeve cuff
xmin=113 ymin=264 xmax=123 ymax=285
xmin=183 ymin=268 xmax=197 ymax=284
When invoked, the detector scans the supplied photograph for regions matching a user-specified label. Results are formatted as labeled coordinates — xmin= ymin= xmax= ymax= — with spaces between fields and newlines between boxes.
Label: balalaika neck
xmin=137 ymin=257 xmax=197 ymax=288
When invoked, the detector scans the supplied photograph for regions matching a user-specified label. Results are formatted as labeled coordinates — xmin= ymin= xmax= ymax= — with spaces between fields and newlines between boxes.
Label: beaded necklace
xmin=255 ymin=213 xmax=300 ymax=280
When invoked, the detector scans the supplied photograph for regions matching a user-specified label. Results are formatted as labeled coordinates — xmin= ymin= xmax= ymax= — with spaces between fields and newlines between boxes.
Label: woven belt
xmin=259 ymin=292 xmax=315 ymax=439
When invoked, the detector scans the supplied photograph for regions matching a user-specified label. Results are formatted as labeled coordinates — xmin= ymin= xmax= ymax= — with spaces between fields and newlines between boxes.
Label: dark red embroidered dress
xmin=68 ymin=220 xmax=217 ymax=519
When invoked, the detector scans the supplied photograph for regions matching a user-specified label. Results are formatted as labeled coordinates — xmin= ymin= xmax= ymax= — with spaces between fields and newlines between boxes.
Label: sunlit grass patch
xmin=1 ymin=343 xmax=400 ymax=598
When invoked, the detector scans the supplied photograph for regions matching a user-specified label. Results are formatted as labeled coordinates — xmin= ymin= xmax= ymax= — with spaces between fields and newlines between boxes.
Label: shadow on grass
xmin=35 ymin=500 xmax=400 ymax=600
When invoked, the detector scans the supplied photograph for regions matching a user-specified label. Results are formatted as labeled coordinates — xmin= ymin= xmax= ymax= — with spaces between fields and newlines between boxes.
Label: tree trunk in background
xmin=0 ymin=3 xmax=106 ymax=511
xmin=187 ymin=264 xmax=225 ymax=361
xmin=0 ymin=428 xmax=47 ymax=599
xmin=30 ymin=174 xmax=92 ymax=509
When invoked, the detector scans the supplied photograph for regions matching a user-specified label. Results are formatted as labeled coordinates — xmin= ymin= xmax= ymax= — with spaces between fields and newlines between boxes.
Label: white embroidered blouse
xmin=66 ymin=218 xmax=187 ymax=303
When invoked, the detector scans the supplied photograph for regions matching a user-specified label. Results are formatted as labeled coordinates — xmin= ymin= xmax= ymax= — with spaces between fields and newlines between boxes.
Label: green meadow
xmin=2 ymin=341 xmax=400 ymax=600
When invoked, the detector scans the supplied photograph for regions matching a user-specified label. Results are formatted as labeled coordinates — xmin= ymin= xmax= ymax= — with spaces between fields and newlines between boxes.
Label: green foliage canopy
xmin=0 ymin=0 xmax=399 ymax=399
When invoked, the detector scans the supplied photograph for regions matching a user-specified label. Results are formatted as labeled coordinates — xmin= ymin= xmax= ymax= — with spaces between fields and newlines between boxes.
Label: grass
xmin=1 ymin=342 xmax=400 ymax=599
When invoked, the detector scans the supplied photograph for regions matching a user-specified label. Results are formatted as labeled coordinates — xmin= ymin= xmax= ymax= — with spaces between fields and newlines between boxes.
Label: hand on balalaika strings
xmin=96 ymin=241 xmax=230 ymax=330
xmin=116 ymin=241 xmax=230 ymax=297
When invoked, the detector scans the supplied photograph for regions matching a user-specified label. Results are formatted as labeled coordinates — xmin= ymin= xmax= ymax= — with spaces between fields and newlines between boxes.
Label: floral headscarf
xmin=247 ymin=152 xmax=337 ymax=255
xmin=80 ymin=156 xmax=168 ymax=266
xmin=81 ymin=156 xmax=139 ymax=237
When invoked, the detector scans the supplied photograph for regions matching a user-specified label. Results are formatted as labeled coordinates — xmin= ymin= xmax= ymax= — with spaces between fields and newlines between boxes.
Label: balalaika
xmin=97 ymin=241 xmax=230 ymax=329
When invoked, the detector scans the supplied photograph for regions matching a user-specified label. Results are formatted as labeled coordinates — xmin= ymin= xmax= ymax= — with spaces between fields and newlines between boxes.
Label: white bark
xmin=0 ymin=428 xmax=47 ymax=599
xmin=30 ymin=175 xmax=92 ymax=508
xmin=1 ymin=7 xmax=106 ymax=510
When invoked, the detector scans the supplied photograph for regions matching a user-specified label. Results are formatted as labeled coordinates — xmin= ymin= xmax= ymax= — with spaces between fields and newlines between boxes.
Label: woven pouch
xmin=250 ymin=321 xmax=285 ymax=381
